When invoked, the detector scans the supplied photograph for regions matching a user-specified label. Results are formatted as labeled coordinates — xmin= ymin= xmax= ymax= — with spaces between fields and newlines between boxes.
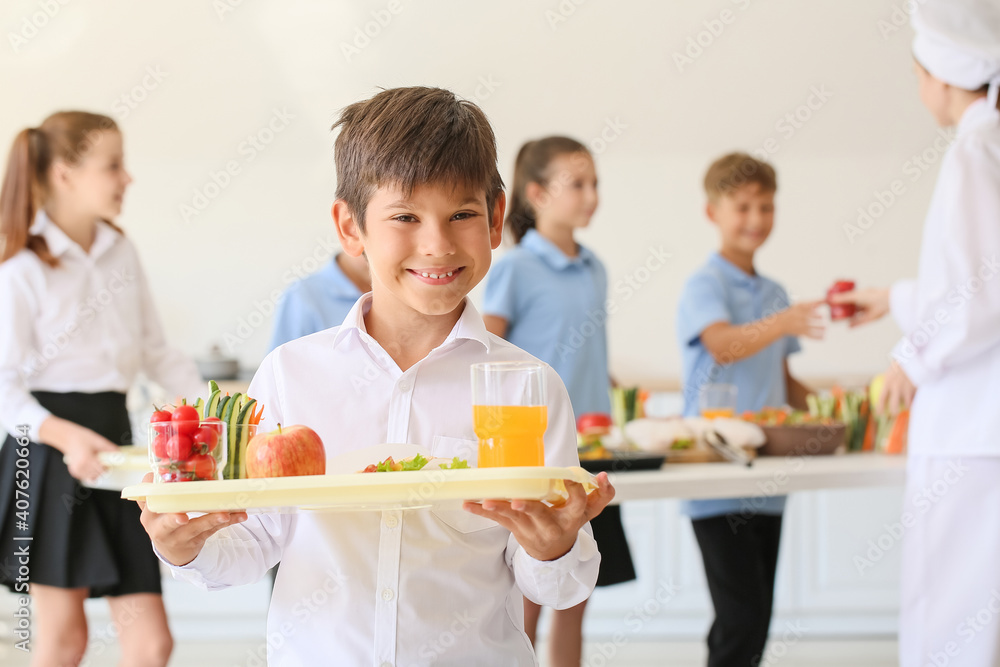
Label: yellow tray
xmin=121 ymin=466 xmax=596 ymax=514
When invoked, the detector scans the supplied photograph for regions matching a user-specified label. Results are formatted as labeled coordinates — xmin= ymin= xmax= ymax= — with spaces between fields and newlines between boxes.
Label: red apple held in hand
xmin=245 ymin=424 xmax=326 ymax=478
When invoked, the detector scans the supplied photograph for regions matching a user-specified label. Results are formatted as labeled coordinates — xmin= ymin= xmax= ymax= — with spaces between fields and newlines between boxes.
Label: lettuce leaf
xmin=439 ymin=456 xmax=469 ymax=470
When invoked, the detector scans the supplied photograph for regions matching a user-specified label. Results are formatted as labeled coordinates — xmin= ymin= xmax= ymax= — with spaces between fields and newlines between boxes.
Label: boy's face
xmin=706 ymin=183 xmax=775 ymax=255
xmin=334 ymin=181 xmax=504 ymax=320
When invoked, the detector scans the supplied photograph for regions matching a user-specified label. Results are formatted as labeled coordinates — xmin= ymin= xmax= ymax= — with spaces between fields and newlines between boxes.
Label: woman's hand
xmin=876 ymin=362 xmax=917 ymax=417
xmin=38 ymin=416 xmax=119 ymax=481
xmin=829 ymin=288 xmax=891 ymax=327
xmin=462 ymin=472 xmax=615 ymax=562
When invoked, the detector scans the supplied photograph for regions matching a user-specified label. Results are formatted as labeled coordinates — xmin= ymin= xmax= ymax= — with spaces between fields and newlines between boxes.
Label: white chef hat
xmin=912 ymin=0 xmax=1000 ymax=107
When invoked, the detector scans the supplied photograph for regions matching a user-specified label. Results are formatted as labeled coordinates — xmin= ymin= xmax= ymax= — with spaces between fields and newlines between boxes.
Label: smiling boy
xmin=138 ymin=87 xmax=613 ymax=666
xmin=676 ymin=153 xmax=823 ymax=667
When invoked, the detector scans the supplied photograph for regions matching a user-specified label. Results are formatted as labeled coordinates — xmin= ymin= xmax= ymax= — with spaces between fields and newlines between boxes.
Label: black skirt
xmin=0 ymin=391 xmax=161 ymax=598
xmin=591 ymin=504 xmax=637 ymax=587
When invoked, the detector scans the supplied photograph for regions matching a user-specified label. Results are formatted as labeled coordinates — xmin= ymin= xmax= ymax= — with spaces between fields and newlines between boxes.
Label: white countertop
xmin=608 ymin=453 xmax=906 ymax=504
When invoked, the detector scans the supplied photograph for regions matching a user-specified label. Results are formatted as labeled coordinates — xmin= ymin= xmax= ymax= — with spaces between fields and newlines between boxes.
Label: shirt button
xmin=398 ymin=380 xmax=411 ymax=392
xmin=380 ymin=662 xmax=393 ymax=667
xmin=384 ymin=515 xmax=399 ymax=529
xmin=382 ymin=588 xmax=394 ymax=601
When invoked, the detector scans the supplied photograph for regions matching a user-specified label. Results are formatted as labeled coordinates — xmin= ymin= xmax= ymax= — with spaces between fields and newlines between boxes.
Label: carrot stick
xmin=886 ymin=410 xmax=909 ymax=455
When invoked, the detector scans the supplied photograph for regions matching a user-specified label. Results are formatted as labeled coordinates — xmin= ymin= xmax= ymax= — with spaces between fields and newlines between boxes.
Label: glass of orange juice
xmin=472 ymin=361 xmax=547 ymax=467
xmin=700 ymin=383 xmax=738 ymax=419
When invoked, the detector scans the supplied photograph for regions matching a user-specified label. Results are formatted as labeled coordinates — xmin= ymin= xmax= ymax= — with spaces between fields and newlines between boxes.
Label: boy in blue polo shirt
xmin=268 ymin=252 xmax=370 ymax=350
xmin=677 ymin=153 xmax=824 ymax=667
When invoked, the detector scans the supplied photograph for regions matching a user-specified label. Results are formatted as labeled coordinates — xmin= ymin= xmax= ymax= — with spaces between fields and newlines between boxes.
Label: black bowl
xmin=579 ymin=450 xmax=666 ymax=473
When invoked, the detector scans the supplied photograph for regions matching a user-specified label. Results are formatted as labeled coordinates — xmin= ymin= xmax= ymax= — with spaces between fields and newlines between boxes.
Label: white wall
xmin=1 ymin=0 xmax=938 ymax=385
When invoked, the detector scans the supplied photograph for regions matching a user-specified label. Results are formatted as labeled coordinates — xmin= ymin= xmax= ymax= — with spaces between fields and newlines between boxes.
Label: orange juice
xmin=702 ymin=408 xmax=736 ymax=419
xmin=473 ymin=405 xmax=547 ymax=467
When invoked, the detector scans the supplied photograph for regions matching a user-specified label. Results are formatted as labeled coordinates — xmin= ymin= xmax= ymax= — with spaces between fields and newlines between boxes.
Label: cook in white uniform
xmin=831 ymin=1 xmax=1000 ymax=664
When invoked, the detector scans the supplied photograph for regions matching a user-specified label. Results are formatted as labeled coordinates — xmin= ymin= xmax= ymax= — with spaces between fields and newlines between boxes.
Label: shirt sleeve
xmin=133 ymin=249 xmax=203 ymax=400
xmin=482 ymin=254 xmax=519 ymax=323
xmin=891 ymin=143 xmax=1000 ymax=386
xmin=268 ymin=284 xmax=319 ymax=352
xmin=677 ymin=271 xmax=730 ymax=348
xmin=889 ymin=279 xmax=919 ymax=334
xmin=0 ymin=262 xmax=51 ymax=442
xmin=507 ymin=365 xmax=600 ymax=608
xmin=160 ymin=352 xmax=291 ymax=588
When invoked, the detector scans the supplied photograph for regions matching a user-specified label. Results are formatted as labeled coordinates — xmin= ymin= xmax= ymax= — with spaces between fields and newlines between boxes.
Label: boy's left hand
xmin=462 ymin=471 xmax=615 ymax=562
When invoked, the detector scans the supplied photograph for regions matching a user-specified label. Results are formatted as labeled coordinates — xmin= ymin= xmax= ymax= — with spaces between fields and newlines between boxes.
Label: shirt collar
xmin=958 ymin=97 xmax=999 ymax=135
xmin=321 ymin=255 xmax=365 ymax=299
xmin=520 ymin=229 xmax=594 ymax=270
xmin=332 ymin=294 xmax=492 ymax=353
xmin=709 ymin=252 xmax=759 ymax=288
xmin=30 ymin=210 xmax=121 ymax=260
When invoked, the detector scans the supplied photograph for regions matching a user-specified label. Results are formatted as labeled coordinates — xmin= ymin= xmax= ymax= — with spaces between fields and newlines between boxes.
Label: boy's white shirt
xmin=163 ymin=294 xmax=599 ymax=666
xmin=889 ymin=98 xmax=1000 ymax=456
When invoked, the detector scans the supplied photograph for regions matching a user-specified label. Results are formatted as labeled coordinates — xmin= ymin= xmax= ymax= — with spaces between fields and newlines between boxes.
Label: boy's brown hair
xmin=331 ymin=87 xmax=504 ymax=232
xmin=703 ymin=152 xmax=777 ymax=203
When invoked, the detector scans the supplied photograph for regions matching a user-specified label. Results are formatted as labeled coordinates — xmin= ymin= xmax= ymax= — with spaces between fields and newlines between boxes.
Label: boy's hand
xmin=135 ymin=473 xmax=248 ymax=567
xmin=778 ymin=300 xmax=826 ymax=339
xmin=829 ymin=288 xmax=890 ymax=327
xmin=462 ymin=472 xmax=615 ymax=562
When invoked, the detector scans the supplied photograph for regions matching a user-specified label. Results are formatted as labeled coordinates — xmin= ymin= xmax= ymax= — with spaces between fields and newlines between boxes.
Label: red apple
xmin=245 ymin=424 xmax=326 ymax=478
xmin=577 ymin=413 xmax=613 ymax=436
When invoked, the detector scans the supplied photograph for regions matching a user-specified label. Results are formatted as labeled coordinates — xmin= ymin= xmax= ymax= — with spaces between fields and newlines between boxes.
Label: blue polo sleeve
xmin=677 ymin=271 xmax=730 ymax=348
xmin=482 ymin=253 xmax=520 ymax=322
xmin=269 ymin=284 xmax=321 ymax=351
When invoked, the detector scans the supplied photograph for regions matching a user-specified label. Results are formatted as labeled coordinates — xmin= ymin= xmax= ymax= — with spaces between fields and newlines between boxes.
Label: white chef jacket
xmin=165 ymin=295 xmax=600 ymax=667
xmin=0 ymin=211 xmax=203 ymax=441
xmin=890 ymin=98 xmax=1000 ymax=456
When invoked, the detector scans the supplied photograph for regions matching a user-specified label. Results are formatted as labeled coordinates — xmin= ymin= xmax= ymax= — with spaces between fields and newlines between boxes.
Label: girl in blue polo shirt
xmin=483 ymin=136 xmax=635 ymax=667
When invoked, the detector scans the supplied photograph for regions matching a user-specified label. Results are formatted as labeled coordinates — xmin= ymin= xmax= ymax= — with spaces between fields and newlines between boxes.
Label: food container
xmin=148 ymin=419 xmax=228 ymax=482
xmin=827 ymin=280 xmax=856 ymax=321
xmin=758 ymin=423 xmax=846 ymax=457
xmin=195 ymin=345 xmax=240 ymax=380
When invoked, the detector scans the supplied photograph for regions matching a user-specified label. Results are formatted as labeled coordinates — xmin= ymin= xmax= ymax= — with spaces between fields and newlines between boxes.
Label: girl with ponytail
xmin=482 ymin=136 xmax=636 ymax=667
xmin=0 ymin=112 xmax=202 ymax=666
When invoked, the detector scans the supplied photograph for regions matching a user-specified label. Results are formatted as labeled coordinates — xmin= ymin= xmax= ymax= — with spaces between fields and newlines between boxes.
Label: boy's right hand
xmin=778 ymin=300 xmax=826 ymax=339
xmin=136 ymin=473 xmax=248 ymax=567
